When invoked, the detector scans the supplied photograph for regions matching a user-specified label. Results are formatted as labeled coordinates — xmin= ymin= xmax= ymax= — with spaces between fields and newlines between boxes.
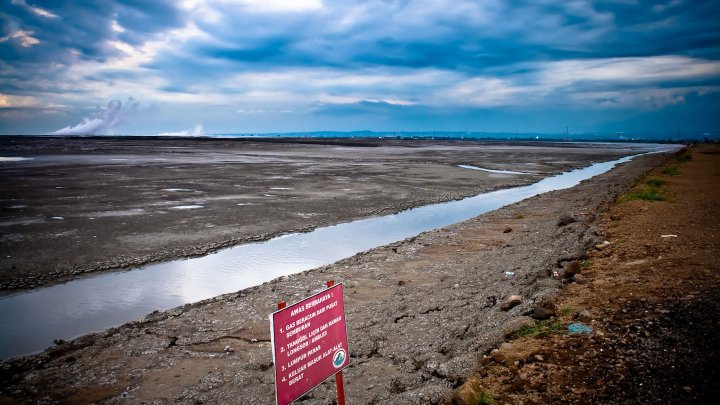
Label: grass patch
xmin=645 ymin=177 xmax=666 ymax=187
xmin=514 ymin=320 xmax=565 ymax=338
xmin=514 ymin=213 xmax=525 ymax=219
xmin=477 ymin=392 xmax=497 ymax=405
xmin=662 ymin=166 xmax=681 ymax=176
xmin=560 ymin=306 xmax=577 ymax=316
xmin=623 ymin=186 xmax=665 ymax=202
xmin=675 ymin=154 xmax=692 ymax=163
xmin=581 ymin=259 xmax=594 ymax=268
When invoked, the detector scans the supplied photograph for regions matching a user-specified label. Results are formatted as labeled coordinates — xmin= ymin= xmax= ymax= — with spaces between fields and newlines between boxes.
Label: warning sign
xmin=270 ymin=283 xmax=349 ymax=405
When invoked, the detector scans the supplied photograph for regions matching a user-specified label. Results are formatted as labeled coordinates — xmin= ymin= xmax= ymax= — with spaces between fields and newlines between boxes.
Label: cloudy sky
xmin=1 ymin=0 xmax=719 ymax=136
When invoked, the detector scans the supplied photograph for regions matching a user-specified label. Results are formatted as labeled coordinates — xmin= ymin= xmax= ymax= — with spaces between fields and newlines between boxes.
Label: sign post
xmin=270 ymin=281 xmax=349 ymax=405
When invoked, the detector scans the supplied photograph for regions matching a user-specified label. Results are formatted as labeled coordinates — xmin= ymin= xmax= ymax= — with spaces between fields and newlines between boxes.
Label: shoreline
xmin=0 ymin=150 xmax=676 ymax=404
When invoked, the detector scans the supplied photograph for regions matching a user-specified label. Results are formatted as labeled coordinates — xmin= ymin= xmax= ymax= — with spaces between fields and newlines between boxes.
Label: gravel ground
xmin=448 ymin=144 xmax=719 ymax=404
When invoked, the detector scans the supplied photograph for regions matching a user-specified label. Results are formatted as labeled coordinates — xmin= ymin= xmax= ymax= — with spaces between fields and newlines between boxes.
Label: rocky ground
xmin=448 ymin=144 xmax=719 ymax=404
xmin=0 ymin=137 xmax=641 ymax=290
xmin=0 ymin=142 xmax=691 ymax=404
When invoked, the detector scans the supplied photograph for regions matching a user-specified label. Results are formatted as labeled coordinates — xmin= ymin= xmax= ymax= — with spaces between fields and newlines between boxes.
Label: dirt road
xmin=449 ymin=144 xmax=720 ymax=404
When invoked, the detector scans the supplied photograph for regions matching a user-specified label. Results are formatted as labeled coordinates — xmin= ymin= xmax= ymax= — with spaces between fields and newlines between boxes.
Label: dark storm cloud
xmin=141 ymin=0 xmax=720 ymax=92
xmin=0 ymin=0 xmax=185 ymax=98
xmin=1 ymin=0 xmax=184 ymax=62
xmin=587 ymin=1 xmax=720 ymax=59
xmin=4 ymin=0 xmax=718 ymax=86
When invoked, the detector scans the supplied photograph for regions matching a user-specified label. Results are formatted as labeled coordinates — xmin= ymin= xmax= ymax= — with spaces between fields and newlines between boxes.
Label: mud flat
xmin=0 ymin=141 xmax=675 ymax=404
xmin=0 ymin=137 xmax=647 ymax=290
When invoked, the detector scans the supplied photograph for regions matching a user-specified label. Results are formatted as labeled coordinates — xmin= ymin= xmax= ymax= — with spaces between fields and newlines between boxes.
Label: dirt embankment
xmin=0 ymin=149 xmax=678 ymax=404
xmin=449 ymin=144 xmax=720 ymax=404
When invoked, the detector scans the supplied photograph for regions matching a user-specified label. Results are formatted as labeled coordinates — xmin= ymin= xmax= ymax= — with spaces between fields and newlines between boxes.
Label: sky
xmin=1 ymin=0 xmax=719 ymax=137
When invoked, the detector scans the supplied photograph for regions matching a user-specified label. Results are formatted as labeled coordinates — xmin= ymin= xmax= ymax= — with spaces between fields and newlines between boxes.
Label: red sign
xmin=270 ymin=283 xmax=349 ymax=405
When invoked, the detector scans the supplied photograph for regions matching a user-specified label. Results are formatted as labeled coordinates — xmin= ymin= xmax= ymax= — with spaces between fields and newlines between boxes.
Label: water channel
xmin=0 ymin=148 xmax=676 ymax=360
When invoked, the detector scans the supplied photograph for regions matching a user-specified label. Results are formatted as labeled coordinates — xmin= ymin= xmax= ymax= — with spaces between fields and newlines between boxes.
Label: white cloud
xmin=111 ymin=20 xmax=126 ymax=33
xmin=538 ymin=56 xmax=720 ymax=87
xmin=440 ymin=77 xmax=533 ymax=107
xmin=10 ymin=0 xmax=59 ymax=18
xmin=235 ymin=0 xmax=323 ymax=13
xmin=432 ymin=56 xmax=720 ymax=109
xmin=0 ymin=30 xmax=40 ymax=47
xmin=0 ymin=93 xmax=37 ymax=108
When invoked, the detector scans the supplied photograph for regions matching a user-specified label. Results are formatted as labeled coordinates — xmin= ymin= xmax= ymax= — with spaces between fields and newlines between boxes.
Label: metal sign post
xmin=270 ymin=281 xmax=349 ymax=405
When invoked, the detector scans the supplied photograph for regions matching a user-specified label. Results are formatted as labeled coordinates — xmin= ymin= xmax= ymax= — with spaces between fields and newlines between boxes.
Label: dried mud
xmin=0 ymin=137 xmax=638 ymax=290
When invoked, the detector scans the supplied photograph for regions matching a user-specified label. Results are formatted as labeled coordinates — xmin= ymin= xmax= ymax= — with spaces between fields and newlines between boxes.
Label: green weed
xmin=623 ymin=187 xmax=665 ymax=202
xmin=477 ymin=392 xmax=497 ymax=405
xmin=644 ymin=177 xmax=666 ymax=187
xmin=662 ymin=166 xmax=681 ymax=176
xmin=675 ymin=154 xmax=692 ymax=163
xmin=581 ymin=259 xmax=594 ymax=268
xmin=560 ymin=306 xmax=577 ymax=316
xmin=514 ymin=213 xmax=525 ymax=219
xmin=514 ymin=320 xmax=565 ymax=338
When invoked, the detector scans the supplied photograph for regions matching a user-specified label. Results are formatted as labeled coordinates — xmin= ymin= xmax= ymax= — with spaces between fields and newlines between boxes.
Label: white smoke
xmin=50 ymin=100 xmax=124 ymax=135
xmin=157 ymin=124 xmax=205 ymax=137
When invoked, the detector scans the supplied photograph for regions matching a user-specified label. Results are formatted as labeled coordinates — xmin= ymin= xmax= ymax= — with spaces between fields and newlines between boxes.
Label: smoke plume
xmin=50 ymin=99 xmax=124 ymax=135
xmin=157 ymin=124 xmax=205 ymax=137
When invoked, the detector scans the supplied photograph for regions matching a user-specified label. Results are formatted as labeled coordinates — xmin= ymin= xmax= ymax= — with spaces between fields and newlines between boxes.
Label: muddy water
xmin=0 ymin=149 xmax=677 ymax=360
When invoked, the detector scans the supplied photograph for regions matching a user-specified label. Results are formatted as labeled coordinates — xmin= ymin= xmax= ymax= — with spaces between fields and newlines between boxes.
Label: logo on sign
xmin=332 ymin=349 xmax=346 ymax=368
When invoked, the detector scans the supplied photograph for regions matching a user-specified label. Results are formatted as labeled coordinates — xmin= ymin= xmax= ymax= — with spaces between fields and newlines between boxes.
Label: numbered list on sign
xmin=270 ymin=284 xmax=349 ymax=405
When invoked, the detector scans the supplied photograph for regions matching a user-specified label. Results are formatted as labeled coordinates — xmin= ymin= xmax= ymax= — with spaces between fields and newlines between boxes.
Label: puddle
xmin=458 ymin=164 xmax=528 ymax=175
xmin=0 ymin=157 xmax=33 ymax=162
xmin=170 ymin=205 xmax=204 ymax=210
xmin=80 ymin=209 xmax=145 ymax=218
xmin=163 ymin=188 xmax=195 ymax=192
xmin=0 ymin=146 xmax=681 ymax=360
xmin=0 ymin=218 xmax=46 ymax=227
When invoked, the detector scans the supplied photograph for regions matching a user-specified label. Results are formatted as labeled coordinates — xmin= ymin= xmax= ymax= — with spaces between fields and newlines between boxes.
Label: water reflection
xmin=458 ymin=164 xmax=528 ymax=175
xmin=0 ymin=147 xmax=680 ymax=360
